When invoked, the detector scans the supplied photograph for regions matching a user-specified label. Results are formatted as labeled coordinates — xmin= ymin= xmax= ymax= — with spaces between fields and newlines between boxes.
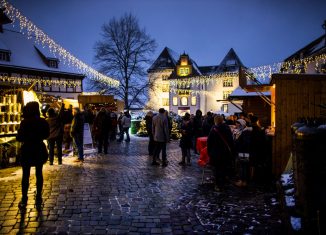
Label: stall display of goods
xmin=0 ymin=94 xmax=22 ymax=136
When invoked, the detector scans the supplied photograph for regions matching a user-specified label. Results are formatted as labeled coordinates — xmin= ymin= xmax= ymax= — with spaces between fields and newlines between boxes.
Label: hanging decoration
xmin=0 ymin=0 xmax=119 ymax=87
xmin=0 ymin=75 xmax=81 ymax=87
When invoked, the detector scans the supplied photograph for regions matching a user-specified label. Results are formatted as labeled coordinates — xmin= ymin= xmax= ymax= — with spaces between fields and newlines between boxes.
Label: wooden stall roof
xmin=271 ymin=73 xmax=326 ymax=82
xmin=78 ymin=95 xmax=114 ymax=105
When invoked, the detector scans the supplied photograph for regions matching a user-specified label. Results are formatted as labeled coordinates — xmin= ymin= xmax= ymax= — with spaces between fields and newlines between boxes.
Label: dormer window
xmin=226 ymin=59 xmax=236 ymax=66
xmin=48 ymin=59 xmax=58 ymax=68
xmin=0 ymin=50 xmax=10 ymax=61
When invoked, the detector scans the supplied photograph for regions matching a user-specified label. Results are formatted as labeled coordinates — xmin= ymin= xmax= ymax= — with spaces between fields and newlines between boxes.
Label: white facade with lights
xmin=147 ymin=47 xmax=244 ymax=115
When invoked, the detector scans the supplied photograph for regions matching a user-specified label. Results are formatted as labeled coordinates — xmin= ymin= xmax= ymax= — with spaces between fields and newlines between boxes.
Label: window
xmin=162 ymin=75 xmax=169 ymax=80
xmin=226 ymin=59 xmax=236 ymax=66
xmin=223 ymin=91 xmax=232 ymax=100
xmin=48 ymin=60 xmax=58 ymax=68
xmin=162 ymin=83 xmax=169 ymax=92
xmin=162 ymin=98 xmax=169 ymax=106
xmin=222 ymin=104 xmax=228 ymax=113
xmin=223 ymin=77 xmax=233 ymax=87
xmin=191 ymin=96 xmax=196 ymax=106
xmin=172 ymin=97 xmax=178 ymax=106
xmin=181 ymin=97 xmax=188 ymax=106
xmin=0 ymin=51 xmax=10 ymax=61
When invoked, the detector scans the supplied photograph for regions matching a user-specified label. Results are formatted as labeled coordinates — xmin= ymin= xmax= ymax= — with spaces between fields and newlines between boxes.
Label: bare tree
xmin=91 ymin=13 xmax=157 ymax=109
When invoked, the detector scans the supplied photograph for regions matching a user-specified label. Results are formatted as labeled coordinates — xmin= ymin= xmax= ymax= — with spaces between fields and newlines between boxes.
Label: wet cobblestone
xmin=0 ymin=136 xmax=284 ymax=234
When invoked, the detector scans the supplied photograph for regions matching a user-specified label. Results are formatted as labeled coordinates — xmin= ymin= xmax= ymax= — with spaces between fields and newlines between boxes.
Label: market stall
xmin=0 ymin=88 xmax=40 ymax=168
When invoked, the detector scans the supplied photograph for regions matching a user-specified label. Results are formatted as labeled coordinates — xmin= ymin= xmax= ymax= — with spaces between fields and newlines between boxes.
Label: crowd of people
xmin=16 ymin=102 xmax=270 ymax=209
xmin=145 ymin=108 xmax=271 ymax=192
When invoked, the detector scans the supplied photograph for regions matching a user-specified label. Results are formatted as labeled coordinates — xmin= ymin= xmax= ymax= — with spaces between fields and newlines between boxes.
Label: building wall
xmin=148 ymin=70 xmax=242 ymax=115
xmin=147 ymin=69 xmax=173 ymax=111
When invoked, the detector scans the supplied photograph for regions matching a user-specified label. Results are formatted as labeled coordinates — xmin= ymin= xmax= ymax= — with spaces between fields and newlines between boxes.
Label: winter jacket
xmin=17 ymin=117 xmax=50 ymax=166
xmin=121 ymin=115 xmax=131 ymax=128
xmin=179 ymin=120 xmax=193 ymax=148
xmin=152 ymin=113 xmax=169 ymax=142
xmin=70 ymin=112 xmax=84 ymax=139
xmin=207 ymin=123 xmax=234 ymax=166
xmin=93 ymin=110 xmax=110 ymax=135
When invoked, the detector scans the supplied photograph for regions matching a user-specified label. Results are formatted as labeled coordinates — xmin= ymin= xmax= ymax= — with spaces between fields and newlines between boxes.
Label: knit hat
xmin=236 ymin=119 xmax=246 ymax=127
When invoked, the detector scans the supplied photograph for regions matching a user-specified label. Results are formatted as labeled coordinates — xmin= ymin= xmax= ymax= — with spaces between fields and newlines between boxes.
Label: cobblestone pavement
xmin=0 ymin=136 xmax=284 ymax=234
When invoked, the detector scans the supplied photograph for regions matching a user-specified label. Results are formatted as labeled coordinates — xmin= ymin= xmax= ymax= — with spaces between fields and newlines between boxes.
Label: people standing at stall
xmin=46 ymin=107 xmax=64 ymax=165
xmin=93 ymin=107 xmax=110 ymax=154
xmin=110 ymin=112 xmax=118 ymax=141
xmin=202 ymin=111 xmax=214 ymax=136
xmin=118 ymin=110 xmax=131 ymax=142
xmin=70 ymin=107 xmax=85 ymax=162
xmin=178 ymin=112 xmax=193 ymax=166
xmin=207 ymin=115 xmax=234 ymax=192
xmin=233 ymin=118 xmax=252 ymax=187
xmin=17 ymin=101 xmax=50 ymax=208
xmin=152 ymin=108 xmax=169 ymax=167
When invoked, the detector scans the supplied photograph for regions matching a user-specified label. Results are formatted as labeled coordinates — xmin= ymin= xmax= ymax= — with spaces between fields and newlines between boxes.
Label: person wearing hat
xmin=233 ymin=118 xmax=252 ymax=187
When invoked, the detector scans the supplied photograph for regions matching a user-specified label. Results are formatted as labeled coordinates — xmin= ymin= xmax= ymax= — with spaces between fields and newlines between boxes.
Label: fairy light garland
xmin=1 ymin=0 xmax=119 ymax=87
xmin=0 ymin=75 xmax=81 ymax=87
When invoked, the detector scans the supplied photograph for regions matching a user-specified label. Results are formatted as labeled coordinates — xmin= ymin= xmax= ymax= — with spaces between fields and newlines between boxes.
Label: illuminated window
xmin=222 ymin=104 xmax=228 ymax=113
xmin=223 ymin=91 xmax=232 ymax=100
xmin=162 ymin=98 xmax=169 ymax=106
xmin=162 ymin=83 xmax=169 ymax=92
xmin=191 ymin=96 xmax=196 ymax=106
xmin=226 ymin=60 xmax=236 ymax=66
xmin=172 ymin=97 xmax=178 ymax=106
xmin=181 ymin=97 xmax=188 ymax=106
xmin=223 ymin=77 xmax=233 ymax=87
xmin=178 ymin=66 xmax=191 ymax=76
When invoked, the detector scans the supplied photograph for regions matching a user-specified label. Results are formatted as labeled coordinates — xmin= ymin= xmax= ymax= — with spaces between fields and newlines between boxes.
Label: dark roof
xmin=0 ymin=27 xmax=85 ymax=77
xmin=198 ymin=65 xmax=219 ymax=75
xmin=217 ymin=48 xmax=245 ymax=72
xmin=284 ymin=35 xmax=326 ymax=61
xmin=147 ymin=47 xmax=179 ymax=72
xmin=148 ymin=47 xmax=246 ymax=76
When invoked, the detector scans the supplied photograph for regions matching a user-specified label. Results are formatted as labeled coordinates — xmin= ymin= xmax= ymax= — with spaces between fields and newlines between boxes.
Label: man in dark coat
xmin=144 ymin=111 xmax=154 ymax=156
xmin=17 ymin=101 xmax=50 ymax=208
xmin=207 ymin=115 xmax=234 ymax=191
xmin=93 ymin=107 xmax=111 ymax=154
xmin=70 ymin=107 xmax=84 ymax=162
xmin=192 ymin=109 xmax=203 ymax=154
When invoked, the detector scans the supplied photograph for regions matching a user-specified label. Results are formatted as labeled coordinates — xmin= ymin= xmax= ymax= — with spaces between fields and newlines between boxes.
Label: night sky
xmin=8 ymin=0 xmax=326 ymax=69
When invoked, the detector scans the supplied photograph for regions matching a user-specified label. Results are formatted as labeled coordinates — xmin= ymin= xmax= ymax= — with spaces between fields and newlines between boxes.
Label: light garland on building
xmin=169 ymin=72 xmax=239 ymax=87
xmin=0 ymin=75 xmax=81 ymax=87
xmin=1 ymin=0 xmax=119 ymax=87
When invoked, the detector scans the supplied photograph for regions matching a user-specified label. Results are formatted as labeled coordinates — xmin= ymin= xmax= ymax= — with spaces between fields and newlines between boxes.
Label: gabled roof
xmin=284 ymin=35 xmax=326 ymax=61
xmin=147 ymin=47 xmax=179 ymax=72
xmin=217 ymin=48 xmax=245 ymax=72
xmin=198 ymin=65 xmax=219 ymax=75
xmin=0 ymin=27 xmax=85 ymax=77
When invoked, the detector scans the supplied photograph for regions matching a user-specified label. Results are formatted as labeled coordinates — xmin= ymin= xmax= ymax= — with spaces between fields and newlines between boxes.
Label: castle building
xmin=147 ymin=47 xmax=245 ymax=115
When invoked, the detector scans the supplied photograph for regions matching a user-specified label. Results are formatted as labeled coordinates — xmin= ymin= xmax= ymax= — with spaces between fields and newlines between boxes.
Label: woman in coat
xmin=179 ymin=112 xmax=193 ymax=166
xmin=46 ymin=107 xmax=64 ymax=165
xmin=17 ymin=101 xmax=50 ymax=208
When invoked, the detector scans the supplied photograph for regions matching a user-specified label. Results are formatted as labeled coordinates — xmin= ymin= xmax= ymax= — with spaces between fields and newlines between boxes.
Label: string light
xmin=0 ymin=75 xmax=81 ymax=87
xmin=1 ymin=0 xmax=119 ymax=87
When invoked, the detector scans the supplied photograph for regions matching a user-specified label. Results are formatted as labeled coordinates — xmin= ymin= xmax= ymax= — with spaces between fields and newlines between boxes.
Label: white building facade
xmin=148 ymin=47 xmax=244 ymax=115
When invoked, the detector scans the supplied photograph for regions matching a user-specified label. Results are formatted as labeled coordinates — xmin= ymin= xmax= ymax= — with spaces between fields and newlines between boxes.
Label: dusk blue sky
xmin=9 ymin=0 xmax=326 ymax=69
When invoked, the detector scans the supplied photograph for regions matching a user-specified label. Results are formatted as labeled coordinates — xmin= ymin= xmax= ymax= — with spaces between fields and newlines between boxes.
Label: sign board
xmin=83 ymin=123 xmax=93 ymax=145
